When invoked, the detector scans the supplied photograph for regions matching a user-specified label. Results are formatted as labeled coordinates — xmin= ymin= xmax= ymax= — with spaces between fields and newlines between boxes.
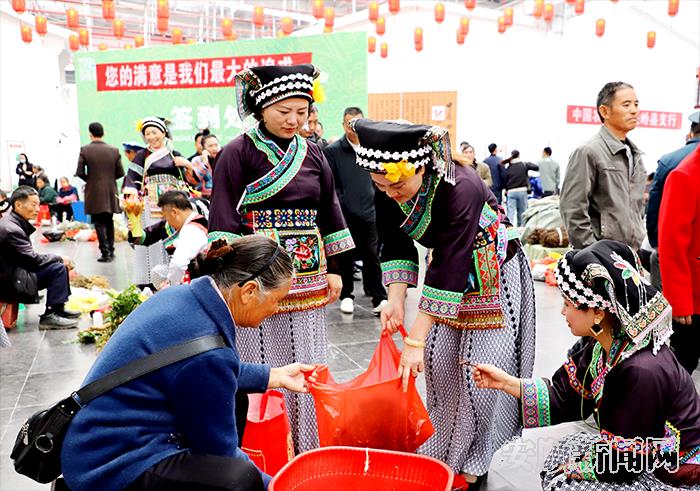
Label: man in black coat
xmin=0 ymin=187 xmax=79 ymax=328
xmin=324 ymin=107 xmax=387 ymax=315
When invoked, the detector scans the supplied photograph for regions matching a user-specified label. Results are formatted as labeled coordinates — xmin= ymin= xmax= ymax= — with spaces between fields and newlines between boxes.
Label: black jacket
xmin=504 ymin=159 xmax=539 ymax=191
xmin=0 ymin=211 xmax=61 ymax=302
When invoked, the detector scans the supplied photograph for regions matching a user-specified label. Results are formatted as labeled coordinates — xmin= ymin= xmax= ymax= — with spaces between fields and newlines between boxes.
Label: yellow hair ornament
xmin=312 ymin=78 xmax=326 ymax=104
xmin=383 ymin=160 xmax=415 ymax=183
xmin=135 ymin=119 xmax=144 ymax=133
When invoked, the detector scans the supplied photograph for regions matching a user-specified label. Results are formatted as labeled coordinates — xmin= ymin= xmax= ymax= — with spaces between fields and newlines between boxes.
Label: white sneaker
xmin=340 ymin=298 xmax=354 ymax=314
xmin=373 ymin=299 xmax=388 ymax=315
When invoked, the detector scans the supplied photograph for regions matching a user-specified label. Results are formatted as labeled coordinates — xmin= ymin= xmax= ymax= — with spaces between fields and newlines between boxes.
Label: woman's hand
xmin=269 ymin=363 xmax=316 ymax=393
xmin=173 ymin=156 xmax=191 ymax=169
xmin=471 ymin=363 xmax=522 ymax=398
xmin=397 ymin=345 xmax=424 ymax=393
xmin=326 ymin=274 xmax=342 ymax=304
xmin=380 ymin=301 xmax=404 ymax=333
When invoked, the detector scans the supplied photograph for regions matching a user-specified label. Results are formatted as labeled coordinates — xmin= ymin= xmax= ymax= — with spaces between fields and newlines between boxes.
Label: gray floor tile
xmin=15 ymin=370 xmax=89 ymax=409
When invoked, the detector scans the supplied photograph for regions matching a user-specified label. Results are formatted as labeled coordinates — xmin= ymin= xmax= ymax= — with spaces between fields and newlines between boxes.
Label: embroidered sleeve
xmin=323 ymin=228 xmax=354 ymax=257
xmin=381 ymin=260 xmax=419 ymax=287
xmin=122 ymin=150 xmax=146 ymax=194
xmin=418 ymin=285 xmax=463 ymax=319
xmin=520 ymin=378 xmax=551 ymax=428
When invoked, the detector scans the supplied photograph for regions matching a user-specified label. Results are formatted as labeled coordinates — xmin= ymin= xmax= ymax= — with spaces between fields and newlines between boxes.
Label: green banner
xmin=74 ymin=31 xmax=367 ymax=155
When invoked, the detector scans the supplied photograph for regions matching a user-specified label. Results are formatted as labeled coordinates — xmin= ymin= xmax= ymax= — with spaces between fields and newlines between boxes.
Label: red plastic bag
xmin=306 ymin=328 xmax=434 ymax=452
xmin=241 ymin=391 xmax=295 ymax=476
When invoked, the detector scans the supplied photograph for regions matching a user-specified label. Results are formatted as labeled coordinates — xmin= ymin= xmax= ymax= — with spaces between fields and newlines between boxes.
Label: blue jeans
xmin=507 ymin=190 xmax=528 ymax=227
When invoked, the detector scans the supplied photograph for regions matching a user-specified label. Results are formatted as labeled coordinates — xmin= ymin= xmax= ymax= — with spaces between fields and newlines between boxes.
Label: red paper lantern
xmin=380 ymin=42 xmax=388 ymax=58
xmin=102 ymin=0 xmax=115 ymax=20
xmin=414 ymin=27 xmax=423 ymax=44
xmin=465 ymin=0 xmax=476 ymax=10
xmin=172 ymin=27 xmax=182 ymax=44
xmin=157 ymin=17 xmax=168 ymax=32
xmin=313 ymin=0 xmax=324 ymax=19
xmin=253 ymin=6 xmax=264 ymax=28
xmin=595 ymin=18 xmax=605 ymax=37
xmin=99 ymin=43 xmax=107 ymax=51
xmin=376 ymin=16 xmax=385 ymax=35
xmin=456 ymin=28 xmax=465 ymax=45
xmin=389 ymin=0 xmax=400 ymax=15
xmin=225 ymin=31 xmax=238 ymax=41
xmin=66 ymin=8 xmax=79 ymax=29
xmin=280 ymin=17 xmax=292 ymax=35
xmin=434 ymin=3 xmax=445 ymax=23
xmin=368 ymin=36 xmax=376 ymax=53
xmin=369 ymin=1 xmax=379 ymax=22
xmin=668 ymin=0 xmax=679 ymax=17
xmin=415 ymin=41 xmax=423 ymax=52
xmin=12 ymin=0 xmax=26 ymax=14
xmin=575 ymin=0 xmax=585 ymax=15
xmin=113 ymin=19 xmax=124 ymax=38
xmin=79 ymin=28 xmax=89 ymax=46
xmin=135 ymin=35 xmax=144 ymax=47
xmin=543 ymin=3 xmax=554 ymax=21
xmin=20 ymin=24 xmax=32 ymax=43
xmin=647 ymin=31 xmax=656 ymax=48
xmin=497 ymin=16 xmax=506 ymax=33
xmin=566 ymin=0 xmax=575 ymax=3
xmin=222 ymin=18 xmax=233 ymax=37
xmin=460 ymin=17 xmax=470 ymax=35
xmin=157 ymin=0 xmax=169 ymax=19
xmin=69 ymin=34 xmax=79 ymax=51
xmin=35 ymin=16 xmax=48 ymax=36
xmin=324 ymin=7 xmax=335 ymax=28
xmin=504 ymin=7 xmax=514 ymax=26
xmin=533 ymin=0 xmax=544 ymax=18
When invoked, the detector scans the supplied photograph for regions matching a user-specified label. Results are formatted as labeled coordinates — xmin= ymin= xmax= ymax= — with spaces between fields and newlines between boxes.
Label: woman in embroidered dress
xmin=208 ymin=64 xmax=354 ymax=453
xmin=473 ymin=240 xmax=700 ymax=490
xmin=185 ymin=132 xmax=220 ymax=198
xmin=350 ymin=119 xmax=536 ymax=490
xmin=122 ymin=117 xmax=192 ymax=289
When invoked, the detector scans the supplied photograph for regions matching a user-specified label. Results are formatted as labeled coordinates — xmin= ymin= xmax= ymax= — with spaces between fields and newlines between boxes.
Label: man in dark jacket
xmin=75 ymin=122 xmax=125 ymax=262
xmin=0 ymin=186 xmax=79 ymax=328
xmin=324 ymin=107 xmax=387 ymax=315
xmin=484 ymin=143 xmax=505 ymax=204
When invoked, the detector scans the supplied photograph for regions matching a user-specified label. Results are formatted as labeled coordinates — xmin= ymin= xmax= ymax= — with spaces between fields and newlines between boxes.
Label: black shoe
xmin=97 ymin=255 xmax=113 ymax=263
xmin=54 ymin=307 xmax=81 ymax=319
xmin=109 ymin=250 xmax=115 ymax=258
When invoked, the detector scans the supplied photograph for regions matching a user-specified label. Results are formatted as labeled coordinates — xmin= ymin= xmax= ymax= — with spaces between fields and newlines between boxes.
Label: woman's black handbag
xmin=10 ymin=334 xmax=225 ymax=484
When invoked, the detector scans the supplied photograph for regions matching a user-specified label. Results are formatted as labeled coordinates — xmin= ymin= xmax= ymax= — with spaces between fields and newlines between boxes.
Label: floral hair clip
xmin=383 ymin=160 xmax=415 ymax=183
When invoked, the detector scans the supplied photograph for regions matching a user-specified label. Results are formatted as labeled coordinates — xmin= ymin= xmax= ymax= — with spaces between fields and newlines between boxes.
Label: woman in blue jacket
xmin=62 ymin=235 xmax=312 ymax=491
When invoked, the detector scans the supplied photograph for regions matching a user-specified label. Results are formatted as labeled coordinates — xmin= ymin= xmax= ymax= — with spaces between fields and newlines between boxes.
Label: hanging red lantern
xmin=389 ymin=0 xmax=400 ymax=15
xmin=113 ymin=19 xmax=124 ymax=38
xmin=313 ymin=0 xmax=324 ymax=19
xmin=324 ymin=7 xmax=335 ymax=28
xmin=368 ymin=36 xmax=376 ymax=53
xmin=66 ymin=8 xmax=79 ymax=29
xmin=434 ymin=3 xmax=445 ymax=23
xmin=20 ymin=24 xmax=32 ymax=43
xmin=460 ymin=17 xmax=470 ymax=35
xmin=668 ymin=0 xmax=679 ymax=17
xmin=222 ymin=18 xmax=233 ymax=37
xmin=226 ymin=30 xmax=238 ymax=41
xmin=35 ymin=16 xmax=48 ymax=36
xmin=415 ymin=41 xmax=423 ymax=52
xmin=157 ymin=17 xmax=168 ymax=32
xmin=69 ymin=34 xmax=79 ymax=51
xmin=647 ymin=31 xmax=656 ymax=48
xmin=465 ymin=0 xmax=476 ymax=10
xmin=414 ymin=27 xmax=423 ymax=44
xmin=543 ymin=3 xmax=554 ymax=21
xmin=595 ymin=18 xmax=605 ymax=37
xmin=253 ymin=6 xmax=264 ymax=28
xmin=172 ymin=27 xmax=182 ymax=44
xmin=380 ymin=42 xmax=388 ymax=58
xmin=533 ymin=0 xmax=544 ymax=18
xmin=281 ymin=16 xmax=293 ymax=35
xmin=566 ymin=0 xmax=575 ymax=3
xmin=504 ymin=7 xmax=514 ymax=26
xmin=135 ymin=35 xmax=144 ymax=47
xmin=12 ymin=0 xmax=26 ymax=14
xmin=79 ymin=28 xmax=89 ymax=46
xmin=376 ymin=16 xmax=385 ymax=35
xmin=574 ymin=0 xmax=585 ymax=15
xmin=157 ymin=0 xmax=169 ymax=19
xmin=456 ymin=28 xmax=465 ymax=45
xmin=497 ymin=16 xmax=506 ymax=33
xmin=102 ymin=0 xmax=115 ymax=20
xmin=369 ymin=1 xmax=379 ymax=22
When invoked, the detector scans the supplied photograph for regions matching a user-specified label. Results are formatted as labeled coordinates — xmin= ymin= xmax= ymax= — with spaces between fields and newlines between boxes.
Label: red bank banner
xmin=96 ymin=52 xmax=312 ymax=92
xmin=566 ymin=105 xmax=682 ymax=130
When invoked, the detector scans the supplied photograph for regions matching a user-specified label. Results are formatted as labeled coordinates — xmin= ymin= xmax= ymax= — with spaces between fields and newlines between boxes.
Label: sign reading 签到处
xmin=566 ymin=105 xmax=682 ymax=129
xmin=74 ymin=32 xmax=367 ymax=153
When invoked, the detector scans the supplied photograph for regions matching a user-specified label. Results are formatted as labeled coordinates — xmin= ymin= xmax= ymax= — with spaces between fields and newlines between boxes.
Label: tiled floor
xmin=1 ymin=236 xmax=698 ymax=491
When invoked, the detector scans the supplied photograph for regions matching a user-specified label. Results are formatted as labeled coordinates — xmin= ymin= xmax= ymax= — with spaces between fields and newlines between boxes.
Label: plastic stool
xmin=0 ymin=302 xmax=19 ymax=329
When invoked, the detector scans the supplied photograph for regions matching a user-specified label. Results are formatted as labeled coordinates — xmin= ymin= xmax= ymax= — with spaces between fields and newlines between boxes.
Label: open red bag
xmin=241 ymin=391 xmax=295 ymax=476
xmin=306 ymin=328 xmax=434 ymax=452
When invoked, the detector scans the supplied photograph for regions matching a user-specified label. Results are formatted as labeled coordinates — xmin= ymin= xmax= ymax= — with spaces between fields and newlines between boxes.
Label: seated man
xmin=0 ymin=186 xmax=80 ymax=329
xmin=128 ymin=190 xmax=208 ymax=288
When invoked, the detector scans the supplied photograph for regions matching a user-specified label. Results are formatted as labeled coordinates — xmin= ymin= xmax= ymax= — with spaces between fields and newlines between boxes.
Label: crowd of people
xmin=1 ymin=65 xmax=699 ymax=491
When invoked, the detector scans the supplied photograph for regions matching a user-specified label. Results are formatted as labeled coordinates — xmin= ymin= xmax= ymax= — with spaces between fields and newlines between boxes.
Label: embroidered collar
xmin=398 ymin=173 xmax=440 ymax=241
